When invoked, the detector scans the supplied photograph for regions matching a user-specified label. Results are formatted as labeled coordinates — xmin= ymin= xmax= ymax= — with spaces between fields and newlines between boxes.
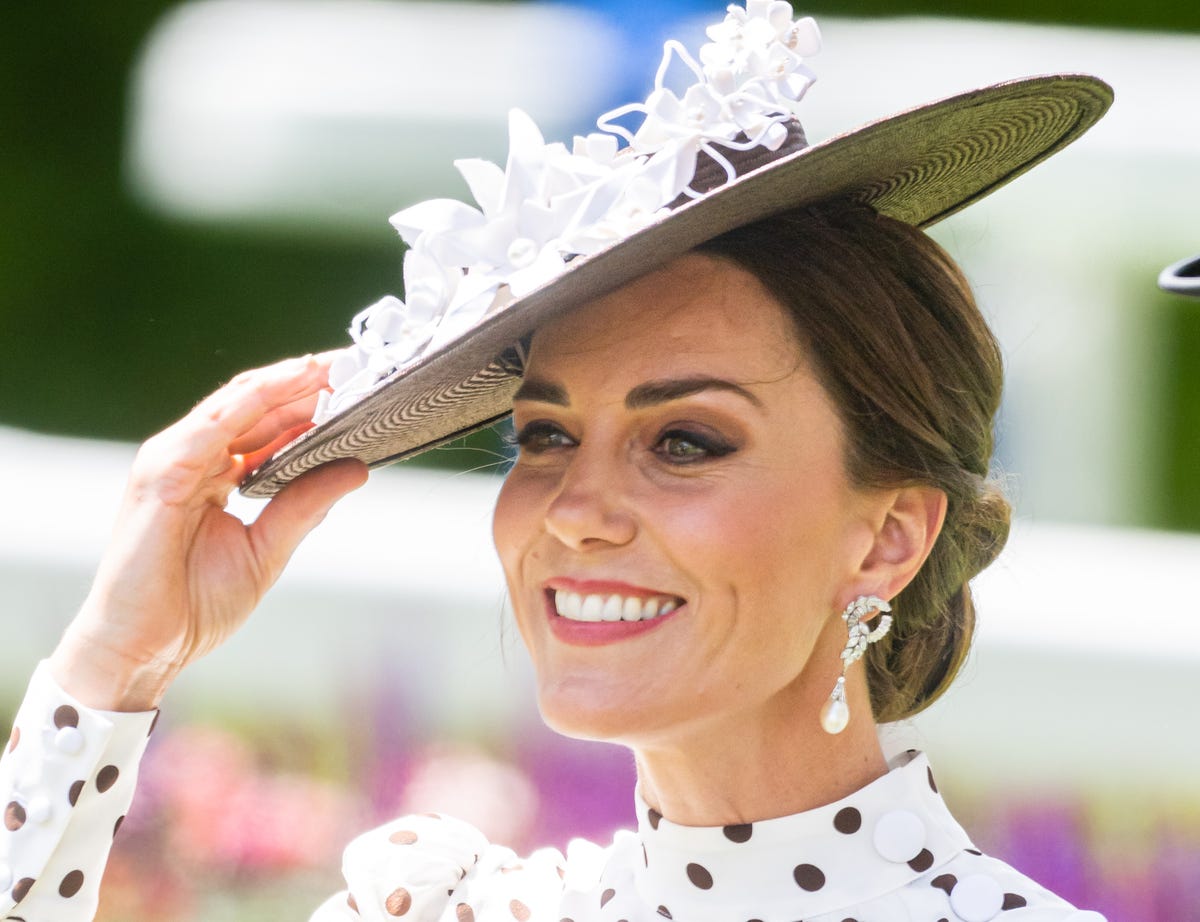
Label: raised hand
xmin=48 ymin=354 xmax=368 ymax=711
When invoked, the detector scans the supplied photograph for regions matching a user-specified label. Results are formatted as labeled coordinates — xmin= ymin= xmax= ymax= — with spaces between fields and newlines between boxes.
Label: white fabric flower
xmin=313 ymin=2 xmax=822 ymax=425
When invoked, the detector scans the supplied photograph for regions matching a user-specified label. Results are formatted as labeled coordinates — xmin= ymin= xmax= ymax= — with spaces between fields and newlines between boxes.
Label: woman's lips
xmin=541 ymin=581 xmax=685 ymax=645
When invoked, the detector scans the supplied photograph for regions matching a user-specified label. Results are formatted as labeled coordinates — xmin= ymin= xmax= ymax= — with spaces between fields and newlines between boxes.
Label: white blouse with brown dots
xmin=0 ymin=662 xmax=155 ymax=920
xmin=2 ymin=670 xmax=1107 ymax=922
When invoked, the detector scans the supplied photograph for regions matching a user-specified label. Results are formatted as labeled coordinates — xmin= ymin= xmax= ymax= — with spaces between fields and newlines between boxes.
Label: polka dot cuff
xmin=0 ymin=661 xmax=156 ymax=920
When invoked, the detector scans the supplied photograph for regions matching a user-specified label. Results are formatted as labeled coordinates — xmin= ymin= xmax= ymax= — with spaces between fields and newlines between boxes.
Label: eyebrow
xmin=512 ymin=375 xmax=763 ymax=409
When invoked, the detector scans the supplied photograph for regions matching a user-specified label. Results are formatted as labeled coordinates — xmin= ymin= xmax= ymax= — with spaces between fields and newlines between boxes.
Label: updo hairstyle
xmin=698 ymin=200 xmax=1011 ymax=722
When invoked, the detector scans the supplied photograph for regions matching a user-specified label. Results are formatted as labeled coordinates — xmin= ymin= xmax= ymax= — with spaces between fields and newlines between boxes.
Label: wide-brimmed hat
xmin=241 ymin=4 xmax=1112 ymax=498
xmin=1159 ymin=253 xmax=1200 ymax=298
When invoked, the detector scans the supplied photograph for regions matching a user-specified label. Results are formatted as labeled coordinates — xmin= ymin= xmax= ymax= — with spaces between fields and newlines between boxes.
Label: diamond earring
xmin=819 ymin=595 xmax=893 ymax=734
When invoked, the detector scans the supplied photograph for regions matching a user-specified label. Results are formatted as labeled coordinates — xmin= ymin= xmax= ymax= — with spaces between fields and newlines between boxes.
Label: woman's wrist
xmin=47 ymin=623 xmax=177 ymax=713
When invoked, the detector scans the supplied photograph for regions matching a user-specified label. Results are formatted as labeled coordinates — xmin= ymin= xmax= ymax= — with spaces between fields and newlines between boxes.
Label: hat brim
xmin=1159 ymin=253 xmax=1200 ymax=298
xmin=242 ymin=73 xmax=1113 ymax=498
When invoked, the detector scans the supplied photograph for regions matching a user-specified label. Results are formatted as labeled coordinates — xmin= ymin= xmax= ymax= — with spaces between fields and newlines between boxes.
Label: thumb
xmin=248 ymin=458 xmax=370 ymax=582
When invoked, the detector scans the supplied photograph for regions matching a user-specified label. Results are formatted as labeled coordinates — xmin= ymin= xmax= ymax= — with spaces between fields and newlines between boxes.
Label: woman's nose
xmin=543 ymin=449 xmax=637 ymax=551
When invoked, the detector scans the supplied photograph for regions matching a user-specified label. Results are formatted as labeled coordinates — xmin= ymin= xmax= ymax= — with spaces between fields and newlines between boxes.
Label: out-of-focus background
xmin=1 ymin=1 xmax=1198 ymax=920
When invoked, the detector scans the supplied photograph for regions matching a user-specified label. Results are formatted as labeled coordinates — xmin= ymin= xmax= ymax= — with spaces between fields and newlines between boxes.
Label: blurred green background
xmin=0 ymin=0 xmax=1196 ymax=516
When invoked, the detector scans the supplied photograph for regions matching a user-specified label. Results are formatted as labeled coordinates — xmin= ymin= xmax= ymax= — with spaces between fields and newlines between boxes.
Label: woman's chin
xmin=534 ymin=681 xmax=667 ymax=745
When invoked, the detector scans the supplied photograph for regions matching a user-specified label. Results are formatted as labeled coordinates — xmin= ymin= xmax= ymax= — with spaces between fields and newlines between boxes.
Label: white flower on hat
xmin=701 ymin=1 xmax=820 ymax=117
xmin=314 ymin=1 xmax=821 ymax=425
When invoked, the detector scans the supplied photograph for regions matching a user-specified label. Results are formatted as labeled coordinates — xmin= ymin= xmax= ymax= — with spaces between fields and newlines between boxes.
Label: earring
xmin=819 ymin=595 xmax=893 ymax=735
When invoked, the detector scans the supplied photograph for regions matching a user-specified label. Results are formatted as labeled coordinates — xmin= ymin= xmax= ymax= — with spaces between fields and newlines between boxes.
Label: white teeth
xmin=622 ymin=597 xmax=643 ymax=621
xmin=579 ymin=595 xmax=604 ymax=622
xmin=553 ymin=591 xmax=683 ymax=623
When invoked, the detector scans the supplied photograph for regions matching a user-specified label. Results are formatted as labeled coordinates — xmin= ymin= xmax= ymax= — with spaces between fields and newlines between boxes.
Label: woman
xmin=1 ymin=4 xmax=1112 ymax=920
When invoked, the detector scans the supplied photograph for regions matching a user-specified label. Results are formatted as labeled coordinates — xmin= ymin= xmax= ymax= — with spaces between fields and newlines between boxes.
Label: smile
xmin=553 ymin=590 xmax=682 ymax=623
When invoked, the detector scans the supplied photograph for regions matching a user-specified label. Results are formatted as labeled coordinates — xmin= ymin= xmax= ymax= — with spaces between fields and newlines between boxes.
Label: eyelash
xmin=511 ymin=421 xmax=736 ymax=464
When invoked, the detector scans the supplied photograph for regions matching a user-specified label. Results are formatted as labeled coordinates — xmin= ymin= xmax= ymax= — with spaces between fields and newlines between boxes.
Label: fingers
xmin=130 ymin=354 xmax=337 ymax=504
xmin=170 ymin=354 xmax=332 ymax=462
xmin=235 ymin=421 xmax=315 ymax=479
xmin=247 ymin=459 xmax=370 ymax=583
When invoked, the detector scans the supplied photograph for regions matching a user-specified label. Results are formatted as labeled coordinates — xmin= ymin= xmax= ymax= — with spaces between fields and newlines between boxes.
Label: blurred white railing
xmin=2 ymin=425 xmax=1197 ymax=796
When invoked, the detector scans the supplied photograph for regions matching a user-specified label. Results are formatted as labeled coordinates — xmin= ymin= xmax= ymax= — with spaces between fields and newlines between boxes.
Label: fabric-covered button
xmin=948 ymin=874 xmax=1004 ymax=922
xmin=0 ymin=862 xmax=11 ymax=892
xmin=54 ymin=727 xmax=84 ymax=755
xmin=27 ymin=796 xmax=52 ymax=825
xmin=872 ymin=809 xmax=926 ymax=863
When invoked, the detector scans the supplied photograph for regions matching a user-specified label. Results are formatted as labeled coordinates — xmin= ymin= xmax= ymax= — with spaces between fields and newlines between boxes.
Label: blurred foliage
xmin=0 ymin=1 xmax=1196 ymax=495
xmin=1157 ymin=299 xmax=1200 ymax=531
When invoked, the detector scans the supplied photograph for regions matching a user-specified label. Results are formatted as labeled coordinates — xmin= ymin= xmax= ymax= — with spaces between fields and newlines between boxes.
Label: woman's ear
xmin=855 ymin=486 xmax=947 ymax=599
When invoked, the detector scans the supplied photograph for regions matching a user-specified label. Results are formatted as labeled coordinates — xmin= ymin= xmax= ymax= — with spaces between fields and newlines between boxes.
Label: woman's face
xmin=492 ymin=254 xmax=885 ymax=746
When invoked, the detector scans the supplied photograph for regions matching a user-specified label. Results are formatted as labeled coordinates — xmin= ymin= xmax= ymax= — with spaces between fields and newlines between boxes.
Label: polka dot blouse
xmin=0 ymin=662 xmax=155 ymax=920
xmin=1 ymin=667 xmax=1107 ymax=922
xmin=307 ymin=752 xmax=1107 ymax=922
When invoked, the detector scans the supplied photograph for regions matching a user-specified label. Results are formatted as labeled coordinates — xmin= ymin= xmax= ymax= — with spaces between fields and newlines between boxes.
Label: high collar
xmin=632 ymin=751 xmax=975 ymax=922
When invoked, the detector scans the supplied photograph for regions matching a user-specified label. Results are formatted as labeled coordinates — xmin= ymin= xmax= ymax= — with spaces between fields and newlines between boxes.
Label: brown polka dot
xmin=389 ymin=829 xmax=418 ymax=845
xmin=7 ymin=726 xmax=18 ymax=753
xmin=559 ymin=918 xmax=575 ymax=922
xmin=686 ymin=863 xmax=713 ymax=890
xmin=68 ymin=780 xmax=84 ymax=807
xmin=833 ymin=807 xmax=862 ymax=834
xmin=722 ymin=823 xmax=752 ymax=843
xmin=59 ymin=870 xmax=85 ymax=898
xmin=96 ymin=765 xmax=119 ymax=793
xmin=557 ymin=865 xmax=566 ymax=879
xmin=908 ymin=849 xmax=934 ymax=872
xmin=113 ymin=815 xmax=125 ymax=837
xmin=12 ymin=878 xmax=35 ymax=903
xmin=1002 ymin=893 xmax=1027 ymax=910
xmin=931 ymin=874 xmax=957 ymax=895
xmin=53 ymin=706 xmax=79 ymax=730
xmin=385 ymin=888 xmax=412 ymax=916
xmin=656 ymin=907 xmax=672 ymax=919
xmin=422 ymin=812 xmax=443 ymax=819
xmin=642 ymin=844 xmax=648 ymax=867
xmin=347 ymin=893 xmax=360 ymax=913
xmin=927 ymin=766 xmax=938 ymax=793
xmin=456 ymin=903 xmax=475 ymax=922
xmin=500 ymin=864 xmax=524 ymax=874
xmin=842 ymin=918 xmax=860 ymax=922
xmin=5 ymin=802 xmax=26 ymax=831
xmin=509 ymin=899 xmax=531 ymax=922
xmin=793 ymin=864 xmax=825 ymax=891
xmin=148 ymin=711 xmax=160 ymax=736
xmin=600 ymin=888 xmax=616 ymax=908
xmin=647 ymin=808 xmax=662 ymax=829
xmin=965 ymin=848 xmax=983 ymax=856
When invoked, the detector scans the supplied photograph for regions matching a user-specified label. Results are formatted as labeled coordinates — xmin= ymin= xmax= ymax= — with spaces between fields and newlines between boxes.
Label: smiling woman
xmin=0 ymin=3 xmax=1113 ymax=921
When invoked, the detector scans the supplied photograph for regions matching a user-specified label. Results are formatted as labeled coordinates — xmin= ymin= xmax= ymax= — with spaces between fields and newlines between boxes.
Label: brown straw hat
xmin=241 ymin=9 xmax=1112 ymax=498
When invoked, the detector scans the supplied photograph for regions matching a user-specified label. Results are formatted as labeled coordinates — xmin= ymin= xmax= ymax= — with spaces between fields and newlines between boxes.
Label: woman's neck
xmin=630 ymin=670 xmax=888 ymax=827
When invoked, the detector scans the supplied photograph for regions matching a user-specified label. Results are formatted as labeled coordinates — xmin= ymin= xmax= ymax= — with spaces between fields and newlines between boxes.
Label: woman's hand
xmin=48 ymin=354 xmax=369 ymax=711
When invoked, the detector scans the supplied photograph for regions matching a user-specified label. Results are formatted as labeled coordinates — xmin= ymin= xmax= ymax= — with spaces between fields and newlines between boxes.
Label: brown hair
xmin=698 ymin=199 xmax=1011 ymax=722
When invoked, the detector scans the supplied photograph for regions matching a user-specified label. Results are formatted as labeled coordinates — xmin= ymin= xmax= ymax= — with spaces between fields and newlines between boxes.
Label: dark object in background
xmin=1160 ymin=253 xmax=1200 ymax=298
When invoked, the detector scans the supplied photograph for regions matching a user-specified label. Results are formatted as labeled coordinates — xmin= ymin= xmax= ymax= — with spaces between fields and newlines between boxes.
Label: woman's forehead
xmin=524 ymin=254 xmax=799 ymax=383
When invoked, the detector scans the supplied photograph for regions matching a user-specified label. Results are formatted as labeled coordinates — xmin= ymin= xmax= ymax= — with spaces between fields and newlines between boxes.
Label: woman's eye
xmin=514 ymin=421 xmax=575 ymax=454
xmin=654 ymin=429 xmax=735 ymax=464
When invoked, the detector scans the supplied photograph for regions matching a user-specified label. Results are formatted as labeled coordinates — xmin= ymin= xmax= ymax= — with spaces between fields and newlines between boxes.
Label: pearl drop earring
xmin=819 ymin=595 xmax=893 ymax=734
